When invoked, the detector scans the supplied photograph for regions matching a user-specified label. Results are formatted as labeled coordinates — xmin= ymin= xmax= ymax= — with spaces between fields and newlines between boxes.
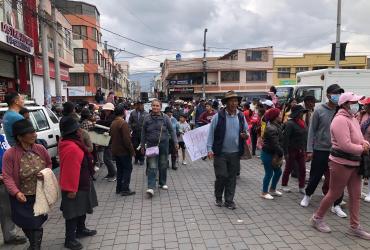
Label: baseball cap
xmin=327 ymin=84 xmax=344 ymax=94
xmin=359 ymin=97 xmax=370 ymax=105
xmin=338 ymin=92 xmax=364 ymax=106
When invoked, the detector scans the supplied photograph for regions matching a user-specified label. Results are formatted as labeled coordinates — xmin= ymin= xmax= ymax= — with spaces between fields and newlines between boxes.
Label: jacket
xmin=262 ymin=121 xmax=284 ymax=157
xmin=34 ymin=168 xmax=60 ymax=216
xmin=110 ymin=117 xmax=135 ymax=157
xmin=128 ymin=109 xmax=148 ymax=137
xmin=283 ymin=119 xmax=308 ymax=154
xmin=2 ymin=144 xmax=52 ymax=196
xmin=329 ymin=109 xmax=365 ymax=166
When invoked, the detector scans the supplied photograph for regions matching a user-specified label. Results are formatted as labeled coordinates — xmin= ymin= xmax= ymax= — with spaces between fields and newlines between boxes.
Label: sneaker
xmin=94 ymin=166 xmax=100 ymax=172
xmin=215 ymin=199 xmax=223 ymax=207
xmin=261 ymin=193 xmax=274 ymax=200
xmin=282 ymin=186 xmax=291 ymax=193
xmin=310 ymin=215 xmax=331 ymax=233
xmin=299 ymin=188 xmax=305 ymax=194
xmin=121 ymin=190 xmax=136 ymax=196
xmin=146 ymin=189 xmax=154 ymax=198
xmin=108 ymin=177 xmax=117 ymax=182
xmin=348 ymin=226 xmax=370 ymax=240
xmin=365 ymin=195 xmax=370 ymax=203
xmin=300 ymin=195 xmax=311 ymax=207
xmin=182 ymin=161 xmax=187 ymax=165
xmin=64 ymin=239 xmax=83 ymax=250
xmin=224 ymin=201 xmax=236 ymax=210
xmin=331 ymin=205 xmax=347 ymax=218
xmin=270 ymin=190 xmax=282 ymax=197
xmin=4 ymin=236 xmax=27 ymax=245
xmin=161 ymin=185 xmax=168 ymax=190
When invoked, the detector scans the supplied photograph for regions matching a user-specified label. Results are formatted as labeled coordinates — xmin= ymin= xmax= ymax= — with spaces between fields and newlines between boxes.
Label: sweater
xmin=2 ymin=144 xmax=52 ymax=196
xmin=110 ymin=117 xmax=135 ymax=157
xmin=329 ymin=109 xmax=365 ymax=166
xmin=34 ymin=168 xmax=60 ymax=216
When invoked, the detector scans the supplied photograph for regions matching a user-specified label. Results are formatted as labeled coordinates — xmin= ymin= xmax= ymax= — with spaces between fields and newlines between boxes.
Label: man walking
xmin=128 ymin=101 xmax=148 ymax=165
xmin=301 ymin=84 xmax=347 ymax=218
xmin=207 ymin=91 xmax=248 ymax=210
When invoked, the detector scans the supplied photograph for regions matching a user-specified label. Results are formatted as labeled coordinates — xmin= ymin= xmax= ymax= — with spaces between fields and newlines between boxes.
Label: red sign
xmin=33 ymin=57 xmax=70 ymax=81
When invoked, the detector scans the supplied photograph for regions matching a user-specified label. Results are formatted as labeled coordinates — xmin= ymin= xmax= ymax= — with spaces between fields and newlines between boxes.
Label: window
xmin=72 ymin=25 xmax=87 ymax=40
xmin=277 ymin=67 xmax=291 ymax=78
xmin=91 ymin=27 xmax=100 ymax=43
xmin=74 ymin=48 xmax=88 ymax=64
xmin=93 ymin=50 xmax=100 ymax=64
xmin=58 ymin=43 xmax=64 ymax=58
xmin=69 ymin=73 xmax=90 ymax=86
xmin=64 ymin=29 xmax=71 ymax=49
xmin=94 ymin=74 xmax=102 ymax=87
xmin=45 ymin=108 xmax=59 ymax=124
xmin=31 ymin=110 xmax=50 ymax=131
xmin=221 ymin=71 xmax=240 ymax=82
xmin=47 ymin=36 xmax=53 ymax=52
xmin=296 ymin=86 xmax=323 ymax=103
xmin=246 ymin=50 xmax=268 ymax=61
xmin=312 ymin=66 xmax=328 ymax=70
xmin=246 ymin=71 xmax=267 ymax=82
xmin=295 ymin=67 xmax=309 ymax=73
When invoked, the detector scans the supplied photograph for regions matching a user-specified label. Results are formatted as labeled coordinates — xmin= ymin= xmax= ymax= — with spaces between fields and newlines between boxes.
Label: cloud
xmin=85 ymin=0 xmax=370 ymax=71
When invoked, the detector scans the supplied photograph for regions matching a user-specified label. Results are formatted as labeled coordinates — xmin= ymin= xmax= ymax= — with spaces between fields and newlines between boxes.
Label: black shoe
xmin=4 ymin=235 xmax=27 ymax=245
xmin=121 ymin=190 xmax=136 ymax=196
xmin=139 ymin=161 xmax=144 ymax=166
xmin=236 ymin=172 xmax=240 ymax=177
xmin=172 ymin=166 xmax=178 ymax=170
xmin=76 ymin=228 xmax=97 ymax=238
xmin=224 ymin=201 xmax=236 ymax=210
xmin=64 ymin=239 xmax=83 ymax=250
xmin=134 ymin=160 xmax=138 ymax=165
xmin=202 ymin=156 xmax=207 ymax=161
xmin=215 ymin=199 xmax=223 ymax=207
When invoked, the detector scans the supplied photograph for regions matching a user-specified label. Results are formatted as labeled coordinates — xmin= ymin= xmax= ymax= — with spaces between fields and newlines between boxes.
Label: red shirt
xmin=199 ymin=110 xmax=216 ymax=125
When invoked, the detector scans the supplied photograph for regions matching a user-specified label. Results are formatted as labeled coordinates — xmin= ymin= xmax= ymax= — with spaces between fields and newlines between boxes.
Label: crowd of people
xmin=0 ymin=84 xmax=370 ymax=249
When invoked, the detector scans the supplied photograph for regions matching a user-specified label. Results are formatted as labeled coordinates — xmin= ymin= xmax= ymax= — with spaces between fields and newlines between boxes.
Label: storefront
xmin=168 ymin=87 xmax=194 ymax=101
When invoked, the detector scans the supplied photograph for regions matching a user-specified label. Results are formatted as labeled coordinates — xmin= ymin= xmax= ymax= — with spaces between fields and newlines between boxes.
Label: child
xmin=178 ymin=114 xmax=191 ymax=165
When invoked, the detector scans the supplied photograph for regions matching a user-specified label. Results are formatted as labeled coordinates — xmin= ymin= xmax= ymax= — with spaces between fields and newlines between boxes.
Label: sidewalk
xmin=2 ymin=157 xmax=370 ymax=249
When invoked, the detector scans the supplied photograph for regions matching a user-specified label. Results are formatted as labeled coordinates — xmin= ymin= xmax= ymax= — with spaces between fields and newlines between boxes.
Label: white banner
xmin=183 ymin=124 xmax=210 ymax=162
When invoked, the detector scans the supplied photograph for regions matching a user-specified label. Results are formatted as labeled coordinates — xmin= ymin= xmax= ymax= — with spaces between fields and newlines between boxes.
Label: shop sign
xmin=33 ymin=57 xmax=70 ymax=81
xmin=68 ymin=86 xmax=86 ymax=97
xmin=169 ymin=79 xmax=192 ymax=85
xmin=0 ymin=22 xmax=34 ymax=55
xmin=169 ymin=87 xmax=194 ymax=93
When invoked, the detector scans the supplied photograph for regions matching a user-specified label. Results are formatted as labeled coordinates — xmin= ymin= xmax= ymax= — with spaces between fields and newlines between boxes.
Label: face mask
xmin=330 ymin=94 xmax=340 ymax=105
xmin=349 ymin=103 xmax=359 ymax=115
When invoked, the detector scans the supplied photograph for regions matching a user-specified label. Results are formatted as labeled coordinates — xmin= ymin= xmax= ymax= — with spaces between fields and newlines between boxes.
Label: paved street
xmin=2 ymin=157 xmax=370 ymax=250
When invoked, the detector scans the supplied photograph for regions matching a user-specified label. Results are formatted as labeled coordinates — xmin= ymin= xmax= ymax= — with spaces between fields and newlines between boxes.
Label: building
xmin=161 ymin=47 xmax=274 ymax=100
xmin=273 ymin=53 xmax=368 ymax=86
xmin=56 ymin=0 xmax=120 ymax=102
xmin=116 ymin=61 xmax=129 ymax=98
xmin=0 ymin=1 xmax=35 ymax=101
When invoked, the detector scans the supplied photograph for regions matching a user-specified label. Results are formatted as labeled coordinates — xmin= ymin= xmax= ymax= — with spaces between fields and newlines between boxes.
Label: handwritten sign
xmin=183 ymin=124 xmax=210 ymax=161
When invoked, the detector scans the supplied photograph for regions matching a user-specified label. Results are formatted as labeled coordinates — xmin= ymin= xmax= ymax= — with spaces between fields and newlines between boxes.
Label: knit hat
xmin=289 ymin=105 xmax=308 ymax=119
xmin=265 ymin=108 xmax=281 ymax=122
xmin=60 ymin=116 xmax=80 ymax=137
xmin=12 ymin=119 xmax=35 ymax=137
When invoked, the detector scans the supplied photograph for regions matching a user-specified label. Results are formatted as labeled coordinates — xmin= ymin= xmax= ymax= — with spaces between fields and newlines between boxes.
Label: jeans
xmin=261 ymin=151 xmax=282 ymax=193
xmin=282 ymin=148 xmax=306 ymax=188
xmin=147 ymin=140 xmax=169 ymax=189
xmin=214 ymin=152 xmax=240 ymax=203
xmin=115 ymin=155 xmax=133 ymax=193
xmin=103 ymin=146 xmax=117 ymax=177
xmin=305 ymin=150 xmax=343 ymax=206
xmin=65 ymin=215 xmax=86 ymax=241
xmin=315 ymin=161 xmax=362 ymax=228
xmin=0 ymin=184 xmax=17 ymax=241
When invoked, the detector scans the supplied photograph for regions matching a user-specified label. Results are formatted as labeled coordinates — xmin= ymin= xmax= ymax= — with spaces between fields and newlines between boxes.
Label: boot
xmin=22 ymin=229 xmax=34 ymax=250
xmin=33 ymin=228 xmax=43 ymax=250
xmin=171 ymin=160 xmax=177 ymax=170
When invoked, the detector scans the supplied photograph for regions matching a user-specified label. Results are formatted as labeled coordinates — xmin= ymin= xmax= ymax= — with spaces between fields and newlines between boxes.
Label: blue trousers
xmin=261 ymin=151 xmax=282 ymax=193
xmin=147 ymin=140 xmax=169 ymax=189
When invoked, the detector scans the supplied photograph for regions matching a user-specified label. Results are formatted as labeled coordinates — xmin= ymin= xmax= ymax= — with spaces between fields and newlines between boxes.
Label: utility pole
xmin=335 ymin=0 xmax=342 ymax=68
xmin=202 ymin=28 xmax=207 ymax=99
xmin=39 ymin=0 xmax=51 ymax=107
xmin=51 ymin=0 xmax=62 ymax=106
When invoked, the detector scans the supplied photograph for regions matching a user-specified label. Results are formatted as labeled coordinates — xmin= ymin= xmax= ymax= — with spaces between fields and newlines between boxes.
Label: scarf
xmin=295 ymin=118 xmax=306 ymax=129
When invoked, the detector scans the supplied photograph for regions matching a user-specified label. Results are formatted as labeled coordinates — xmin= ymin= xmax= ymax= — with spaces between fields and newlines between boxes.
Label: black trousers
xmin=115 ymin=155 xmax=133 ymax=193
xmin=305 ymin=150 xmax=343 ymax=206
xmin=214 ymin=152 xmax=240 ymax=203
xmin=65 ymin=215 xmax=86 ymax=241
xmin=250 ymin=128 xmax=258 ymax=155
xmin=132 ymin=136 xmax=144 ymax=163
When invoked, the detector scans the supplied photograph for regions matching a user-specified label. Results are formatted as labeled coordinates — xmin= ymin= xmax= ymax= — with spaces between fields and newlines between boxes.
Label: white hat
xmin=102 ymin=103 xmax=115 ymax=111
xmin=261 ymin=100 xmax=274 ymax=107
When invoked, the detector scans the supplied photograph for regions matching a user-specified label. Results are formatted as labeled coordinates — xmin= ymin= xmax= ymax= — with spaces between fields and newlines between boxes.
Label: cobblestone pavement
xmin=2 ymin=156 xmax=370 ymax=250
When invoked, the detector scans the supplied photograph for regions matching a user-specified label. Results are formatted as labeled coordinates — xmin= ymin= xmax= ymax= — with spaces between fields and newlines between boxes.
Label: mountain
xmin=129 ymin=73 xmax=159 ymax=93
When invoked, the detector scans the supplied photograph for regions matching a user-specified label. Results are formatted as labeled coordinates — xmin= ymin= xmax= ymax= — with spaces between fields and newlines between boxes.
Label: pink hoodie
xmin=329 ymin=109 xmax=365 ymax=166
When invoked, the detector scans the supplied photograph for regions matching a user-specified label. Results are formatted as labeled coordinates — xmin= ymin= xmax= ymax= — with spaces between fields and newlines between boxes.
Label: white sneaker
xmin=299 ymin=188 xmax=305 ymax=194
xmin=300 ymin=195 xmax=311 ymax=207
xmin=282 ymin=186 xmax=291 ymax=193
xmin=94 ymin=166 xmax=100 ymax=172
xmin=146 ymin=189 xmax=154 ymax=197
xmin=331 ymin=205 xmax=347 ymax=218
xmin=270 ymin=190 xmax=282 ymax=197
xmin=161 ymin=185 xmax=168 ymax=190
xmin=365 ymin=195 xmax=370 ymax=203
xmin=182 ymin=161 xmax=187 ymax=165
xmin=261 ymin=193 xmax=274 ymax=200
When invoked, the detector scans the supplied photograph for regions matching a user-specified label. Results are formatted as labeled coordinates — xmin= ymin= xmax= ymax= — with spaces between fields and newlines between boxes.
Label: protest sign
xmin=183 ymin=124 xmax=210 ymax=161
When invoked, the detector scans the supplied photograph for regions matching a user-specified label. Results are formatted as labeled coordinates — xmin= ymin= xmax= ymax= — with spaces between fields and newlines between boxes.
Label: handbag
xmin=145 ymin=122 xmax=164 ymax=158
xmin=271 ymin=155 xmax=283 ymax=169
xmin=240 ymin=141 xmax=252 ymax=160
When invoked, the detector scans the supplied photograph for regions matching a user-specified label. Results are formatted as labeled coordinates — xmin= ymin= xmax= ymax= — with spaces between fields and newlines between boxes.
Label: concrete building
xmin=161 ymin=47 xmax=273 ymax=100
xmin=116 ymin=61 xmax=129 ymax=98
xmin=273 ymin=53 xmax=368 ymax=86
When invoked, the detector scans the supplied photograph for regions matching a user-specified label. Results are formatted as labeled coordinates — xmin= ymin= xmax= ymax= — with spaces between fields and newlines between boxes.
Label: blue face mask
xmin=330 ymin=94 xmax=340 ymax=105
xmin=349 ymin=103 xmax=359 ymax=115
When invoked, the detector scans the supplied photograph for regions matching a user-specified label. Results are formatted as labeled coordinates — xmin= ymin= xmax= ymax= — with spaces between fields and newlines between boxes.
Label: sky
xmin=87 ymin=0 xmax=370 ymax=73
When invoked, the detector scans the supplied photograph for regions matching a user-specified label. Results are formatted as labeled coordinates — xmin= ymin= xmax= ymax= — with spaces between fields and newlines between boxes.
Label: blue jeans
xmin=147 ymin=140 xmax=169 ymax=189
xmin=115 ymin=155 xmax=133 ymax=193
xmin=261 ymin=151 xmax=282 ymax=193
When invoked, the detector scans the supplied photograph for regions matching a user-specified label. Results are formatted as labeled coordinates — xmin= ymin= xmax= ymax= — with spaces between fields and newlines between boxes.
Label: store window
xmin=74 ymin=48 xmax=88 ymax=64
xmin=295 ymin=67 xmax=309 ymax=73
xmin=221 ymin=71 xmax=240 ymax=82
xmin=277 ymin=67 xmax=291 ymax=78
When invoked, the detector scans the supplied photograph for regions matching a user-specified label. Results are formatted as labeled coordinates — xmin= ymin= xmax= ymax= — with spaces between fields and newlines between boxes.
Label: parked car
xmin=0 ymin=101 xmax=60 ymax=167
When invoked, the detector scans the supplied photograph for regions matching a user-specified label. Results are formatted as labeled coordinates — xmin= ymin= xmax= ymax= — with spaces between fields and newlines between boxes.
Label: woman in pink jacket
xmin=310 ymin=92 xmax=370 ymax=239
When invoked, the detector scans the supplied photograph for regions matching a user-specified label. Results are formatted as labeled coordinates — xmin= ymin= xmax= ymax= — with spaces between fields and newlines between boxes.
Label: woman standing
xmin=141 ymin=99 xmax=178 ymax=197
xmin=59 ymin=116 xmax=98 ymax=250
xmin=281 ymin=105 xmax=308 ymax=193
xmin=260 ymin=108 xmax=284 ymax=200
xmin=358 ymin=97 xmax=370 ymax=202
xmin=311 ymin=92 xmax=370 ymax=239
xmin=2 ymin=119 xmax=51 ymax=249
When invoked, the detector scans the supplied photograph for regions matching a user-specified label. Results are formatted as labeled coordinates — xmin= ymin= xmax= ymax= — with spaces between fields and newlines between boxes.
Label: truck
xmin=276 ymin=69 xmax=370 ymax=105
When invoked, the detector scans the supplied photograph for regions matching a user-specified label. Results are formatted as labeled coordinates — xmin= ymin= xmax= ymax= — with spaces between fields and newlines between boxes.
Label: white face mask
xmin=349 ymin=103 xmax=359 ymax=115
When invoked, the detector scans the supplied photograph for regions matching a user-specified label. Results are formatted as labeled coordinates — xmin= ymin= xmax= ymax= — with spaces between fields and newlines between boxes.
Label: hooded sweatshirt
xmin=306 ymin=103 xmax=336 ymax=152
xmin=329 ymin=109 xmax=365 ymax=166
